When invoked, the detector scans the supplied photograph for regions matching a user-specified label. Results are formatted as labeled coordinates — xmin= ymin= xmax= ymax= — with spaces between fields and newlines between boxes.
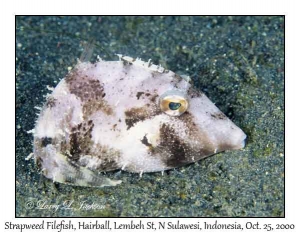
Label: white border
xmin=1 ymin=0 xmax=299 ymax=232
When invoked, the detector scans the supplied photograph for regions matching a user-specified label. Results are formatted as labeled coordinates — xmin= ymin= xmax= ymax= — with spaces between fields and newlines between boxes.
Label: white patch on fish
xmin=32 ymin=55 xmax=246 ymax=187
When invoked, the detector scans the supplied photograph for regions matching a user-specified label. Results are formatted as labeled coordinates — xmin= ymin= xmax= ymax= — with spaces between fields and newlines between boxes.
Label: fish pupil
xmin=169 ymin=102 xmax=181 ymax=110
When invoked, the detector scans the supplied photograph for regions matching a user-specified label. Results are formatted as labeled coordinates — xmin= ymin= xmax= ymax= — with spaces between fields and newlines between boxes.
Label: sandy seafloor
xmin=16 ymin=16 xmax=284 ymax=217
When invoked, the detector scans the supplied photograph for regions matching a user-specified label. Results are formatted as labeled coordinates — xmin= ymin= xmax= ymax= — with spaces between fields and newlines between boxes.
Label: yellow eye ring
xmin=159 ymin=90 xmax=189 ymax=116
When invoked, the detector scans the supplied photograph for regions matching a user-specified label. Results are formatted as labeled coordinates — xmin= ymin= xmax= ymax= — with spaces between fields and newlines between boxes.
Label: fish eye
xmin=169 ymin=102 xmax=181 ymax=110
xmin=159 ymin=90 xmax=188 ymax=116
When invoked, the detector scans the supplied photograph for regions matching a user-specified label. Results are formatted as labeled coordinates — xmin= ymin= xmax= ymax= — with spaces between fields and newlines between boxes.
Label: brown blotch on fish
xmin=45 ymin=97 xmax=56 ymax=108
xmin=141 ymin=135 xmax=152 ymax=147
xmin=69 ymin=132 xmax=82 ymax=162
xmin=112 ymin=124 xmax=117 ymax=131
xmin=136 ymin=92 xmax=144 ymax=100
xmin=41 ymin=137 xmax=52 ymax=147
xmin=149 ymin=94 xmax=159 ymax=103
xmin=156 ymin=119 xmax=214 ymax=168
xmin=125 ymin=106 xmax=160 ymax=130
xmin=178 ymin=111 xmax=216 ymax=156
xmin=82 ymin=100 xmax=113 ymax=119
xmin=136 ymin=92 xmax=152 ymax=100
xmin=218 ymin=142 xmax=236 ymax=152
xmin=69 ymin=122 xmax=94 ymax=162
xmin=96 ymin=158 xmax=120 ymax=171
xmin=210 ymin=112 xmax=227 ymax=120
xmin=66 ymin=71 xmax=105 ymax=102
xmin=158 ymin=123 xmax=187 ymax=167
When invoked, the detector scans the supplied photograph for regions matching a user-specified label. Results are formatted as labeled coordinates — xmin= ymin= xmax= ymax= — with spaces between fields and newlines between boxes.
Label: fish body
xmin=32 ymin=55 xmax=246 ymax=187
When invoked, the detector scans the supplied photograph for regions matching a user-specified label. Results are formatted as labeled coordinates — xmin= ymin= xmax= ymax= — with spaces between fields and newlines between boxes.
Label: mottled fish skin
xmin=32 ymin=55 xmax=246 ymax=187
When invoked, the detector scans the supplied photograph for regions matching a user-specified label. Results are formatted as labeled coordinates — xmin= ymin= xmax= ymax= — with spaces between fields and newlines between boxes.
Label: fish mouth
xmin=235 ymin=134 xmax=247 ymax=150
xmin=221 ymin=132 xmax=247 ymax=151
xmin=241 ymin=135 xmax=247 ymax=148
xmin=234 ymin=133 xmax=247 ymax=150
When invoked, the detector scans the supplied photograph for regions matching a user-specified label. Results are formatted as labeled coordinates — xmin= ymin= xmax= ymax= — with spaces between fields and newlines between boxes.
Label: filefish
xmin=31 ymin=55 xmax=246 ymax=187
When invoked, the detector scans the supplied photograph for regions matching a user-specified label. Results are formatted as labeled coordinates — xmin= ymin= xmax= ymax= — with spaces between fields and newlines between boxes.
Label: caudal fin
xmin=35 ymin=145 xmax=122 ymax=188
